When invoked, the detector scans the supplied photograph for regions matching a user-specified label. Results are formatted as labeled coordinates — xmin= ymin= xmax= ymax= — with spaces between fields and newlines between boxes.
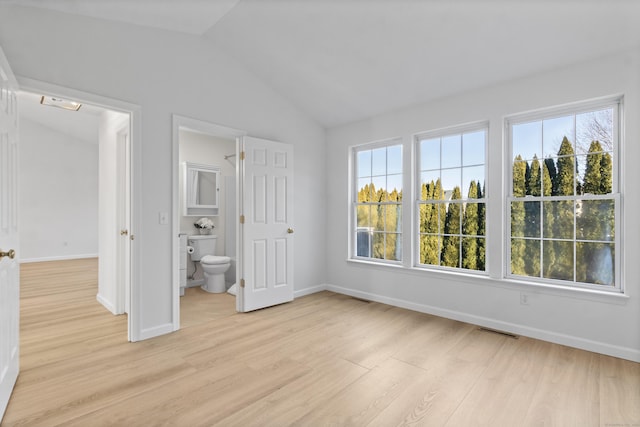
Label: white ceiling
xmin=7 ymin=0 xmax=640 ymax=128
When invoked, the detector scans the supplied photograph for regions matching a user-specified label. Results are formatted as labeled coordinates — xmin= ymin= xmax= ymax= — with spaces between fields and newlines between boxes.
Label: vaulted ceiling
xmin=4 ymin=0 xmax=640 ymax=128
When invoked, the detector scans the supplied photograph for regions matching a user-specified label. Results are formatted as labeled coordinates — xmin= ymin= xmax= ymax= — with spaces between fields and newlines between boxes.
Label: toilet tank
xmin=188 ymin=235 xmax=217 ymax=261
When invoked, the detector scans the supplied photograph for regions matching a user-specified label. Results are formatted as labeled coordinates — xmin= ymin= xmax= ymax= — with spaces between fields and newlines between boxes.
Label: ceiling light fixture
xmin=40 ymin=95 xmax=82 ymax=111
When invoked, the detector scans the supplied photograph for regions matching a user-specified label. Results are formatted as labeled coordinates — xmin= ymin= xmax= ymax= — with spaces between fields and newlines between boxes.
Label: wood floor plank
xmin=2 ymin=259 xmax=638 ymax=426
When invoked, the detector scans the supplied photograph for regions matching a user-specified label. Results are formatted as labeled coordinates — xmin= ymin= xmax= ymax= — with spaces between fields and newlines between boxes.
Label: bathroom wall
xmin=18 ymin=118 xmax=99 ymax=262
xmin=178 ymin=129 xmax=235 ymax=258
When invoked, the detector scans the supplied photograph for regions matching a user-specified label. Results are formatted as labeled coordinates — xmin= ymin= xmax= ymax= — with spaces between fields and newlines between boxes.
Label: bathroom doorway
xmin=172 ymin=115 xmax=245 ymax=330
xmin=17 ymin=78 xmax=140 ymax=341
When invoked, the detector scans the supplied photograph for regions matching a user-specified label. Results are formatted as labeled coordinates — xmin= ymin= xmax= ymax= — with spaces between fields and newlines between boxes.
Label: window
xmin=352 ymin=140 xmax=403 ymax=262
xmin=415 ymin=125 xmax=487 ymax=271
xmin=507 ymin=99 xmax=620 ymax=291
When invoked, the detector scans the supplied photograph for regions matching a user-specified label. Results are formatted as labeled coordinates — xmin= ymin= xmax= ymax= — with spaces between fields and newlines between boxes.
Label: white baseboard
xmin=96 ymin=293 xmax=116 ymax=315
xmin=326 ymin=284 xmax=640 ymax=363
xmin=20 ymin=253 xmax=98 ymax=263
xmin=294 ymin=284 xmax=327 ymax=298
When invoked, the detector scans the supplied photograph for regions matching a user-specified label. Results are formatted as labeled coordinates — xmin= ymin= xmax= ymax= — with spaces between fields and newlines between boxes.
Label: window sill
xmin=345 ymin=258 xmax=630 ymax=305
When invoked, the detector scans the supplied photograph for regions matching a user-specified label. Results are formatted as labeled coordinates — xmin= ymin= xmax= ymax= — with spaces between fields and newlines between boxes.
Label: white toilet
xmin=188 ymin=235 xmax=231 ymax=293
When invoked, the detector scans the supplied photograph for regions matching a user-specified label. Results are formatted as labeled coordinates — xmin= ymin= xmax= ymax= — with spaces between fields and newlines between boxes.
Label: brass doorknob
xmin=0 ymin=249 xmax=16 ymax=260
xmin=287 ymin=228 xmax=294 ymax=234
xmin=120 ymin=229 xmax=129 ymax=236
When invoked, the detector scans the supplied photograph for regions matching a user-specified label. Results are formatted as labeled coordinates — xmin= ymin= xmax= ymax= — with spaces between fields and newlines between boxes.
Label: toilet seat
xmin=200 ymin=255 xmax=231 ymax=265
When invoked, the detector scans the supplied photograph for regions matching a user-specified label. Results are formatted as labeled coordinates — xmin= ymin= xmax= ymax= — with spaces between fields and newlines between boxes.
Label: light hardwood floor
xmin=3 ymin=258 xmax=639 ymax=426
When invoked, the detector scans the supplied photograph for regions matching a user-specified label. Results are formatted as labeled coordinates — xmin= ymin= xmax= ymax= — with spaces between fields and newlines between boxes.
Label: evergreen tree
xmin=547 ymin=137 xmax=576 ymax=280
xmin=600 ymin=152 xmax=613 ymax=194
xmin=476 ymin=181 xmax=486 ymax=271
xmin=420 ymin=181 xmax=440 ymax=264
xmin=583 ymin=141 xmax=603 ymax=194
xmin=462 ymin=181 xmax=479 ymax=270
xmin=441 ymin=186 xmax=462 ymax=267
xmin=545 ymin=157 xmax=558 ymax=195
xmin=511 ymin=155 xmax=527 ymax=274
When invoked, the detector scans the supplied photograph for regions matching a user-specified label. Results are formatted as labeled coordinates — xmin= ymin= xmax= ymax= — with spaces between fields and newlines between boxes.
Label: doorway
xmin=17 ymin=79 xmax=140 ymax=341
xmin=172 ymin=115 xmax=246 ymax=330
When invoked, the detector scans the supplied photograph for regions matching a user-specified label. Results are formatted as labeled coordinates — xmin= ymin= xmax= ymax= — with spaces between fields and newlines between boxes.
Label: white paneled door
xmin=239 ymin=136 xmax=294 ymax=312
xmin=0 ymin=46 xmax=19 ymax=422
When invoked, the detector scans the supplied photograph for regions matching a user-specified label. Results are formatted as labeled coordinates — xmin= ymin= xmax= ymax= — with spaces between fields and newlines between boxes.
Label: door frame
xmin=171 ymin=115 xmax=246 ymax=330
xmin=18 ymin=77 xmax=142 ymax=341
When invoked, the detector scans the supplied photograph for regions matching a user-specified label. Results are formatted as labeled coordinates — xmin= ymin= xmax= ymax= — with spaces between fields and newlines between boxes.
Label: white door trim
xmin=17 ymin=76 xmax=142 ymax=342
xmin=171 ymin=114 xmax=246 ymax=330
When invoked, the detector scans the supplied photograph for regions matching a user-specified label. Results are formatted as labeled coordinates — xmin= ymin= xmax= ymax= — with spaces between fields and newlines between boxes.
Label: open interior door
xmin=0 ymin=45 xmax=20 ymax=422
xmin=238 ymin=136 xmax=294 ymax=312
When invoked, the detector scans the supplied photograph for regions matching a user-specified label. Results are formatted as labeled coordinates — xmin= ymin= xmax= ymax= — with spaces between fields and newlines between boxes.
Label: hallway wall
xmin=19 ymin=118 xmax=98 ymax=262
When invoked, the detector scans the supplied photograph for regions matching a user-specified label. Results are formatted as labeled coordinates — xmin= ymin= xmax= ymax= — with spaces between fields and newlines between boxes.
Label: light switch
xmin=159 ymin=212 xmax=169 ymax=225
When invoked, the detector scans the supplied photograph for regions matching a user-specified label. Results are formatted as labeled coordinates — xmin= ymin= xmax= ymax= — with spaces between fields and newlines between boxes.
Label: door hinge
xmin=240 ymin=151 xmax=245 ymax=160
xmin=240 ymin=279 xmax=245 ymax=288
xmin=239 ymin=215 xmax=245 ymax=224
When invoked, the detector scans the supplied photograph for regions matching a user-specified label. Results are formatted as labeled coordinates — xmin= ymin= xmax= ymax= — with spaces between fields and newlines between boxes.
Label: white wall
xmin=19 ymin=118 xmax=98 ymax=262
xmin=178 ymin=129 xmax=235 ymax=258
xmin=326 ymin=49 xmax=640 ymax=361
xmin=0 ymin=5 xmax=326 ymax=338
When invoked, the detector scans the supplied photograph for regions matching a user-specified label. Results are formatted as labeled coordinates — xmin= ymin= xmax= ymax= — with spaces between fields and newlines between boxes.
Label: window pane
xmin=385 ymin=233 xmax=402 ymax=261
xmin=576 ymin=108 xmax=613 ymax=153
xmin=441 ymin=235 xmax=460 ymax=267
xmin=357 ymin=178 xmax=372 ymax=201
xmin=579 ymin=152 xmax=613 ymax=195
xmin=577 ymin=199 xmax=615 ymax=241
xmin=356 ymin=228 xmax=372 ymax=257
xmin=543 ymin=240 xmax=574 ymax=281
xmin=462 ymin=203 xmax=482 ymax=236
xmin=511 ymin=201 xmax=525 ymax=237
xmin=356 ymin=205 xmax=370 ymax=228
xmin=441 ymin=168 xmax=461 ymax=195
xmin=462 ymin=236 xmax=484 ymax=271
xmin=420 ymin=171 xmax=441 ymax=200
xmin=543 ymin=201 xmax=574 ymax=239
xmin=511 ymin=238 xmax=526 ymax=275
xmin=523 ymin=201 xmax=541 ymax=238
xmin=524 ymin=239 xmax=541 ymax=277
xmin=419 ymin=234 xmax=440 ymax=265
xmin=513 ymin=121 xmax=542 ymax=161
xmin=372 ymin=147 xmax=387 ymax=176
xmin=371 ymin=176 xmax=385 ymax=198
xmin=372 ymin=232 xmax=385 ymax=259
xmin=462 ymin=166 xmax=484 ymax=199
xmin=384 ymin=205 xmax=402 ymax=233
xmin=387 ymin=145 xmax=402 ymax=175
xmin=357 ymin=150 xmax=371 ymax=178
xmin=419 ymin=203 xmax=441 ymax=233
xmin=543 ymin=115 xmax=575 ymax=158
xmin=441 ymin=134 xmax=461 ymax=168
xmin=387 ymin=174 xmax=403 ymax=199
xmin=577 ymin=242 xmax=614 ymax=286
xmin=420 ymin=138 xmax=440 ymax=170
xmin=463 ymin=130 xmax=485 ymax=166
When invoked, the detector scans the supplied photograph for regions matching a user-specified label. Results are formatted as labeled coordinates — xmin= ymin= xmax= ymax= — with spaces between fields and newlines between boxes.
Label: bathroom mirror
xmin=183 ymin=162 xmax=220 ymax=216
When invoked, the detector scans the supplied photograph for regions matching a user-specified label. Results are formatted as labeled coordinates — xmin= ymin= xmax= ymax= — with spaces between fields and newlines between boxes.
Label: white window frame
xmin=350 ymin=138 xmax=404 ymax=265
xmin=505 ymin=97 xmax=622 ymax=293
xmin=413 ymin=122 xmax=489 ymax=274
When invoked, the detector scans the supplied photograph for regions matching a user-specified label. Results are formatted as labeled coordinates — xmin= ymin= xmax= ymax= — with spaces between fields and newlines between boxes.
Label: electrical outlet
xmin=520 ymin=293 xmax=529 ymax=305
